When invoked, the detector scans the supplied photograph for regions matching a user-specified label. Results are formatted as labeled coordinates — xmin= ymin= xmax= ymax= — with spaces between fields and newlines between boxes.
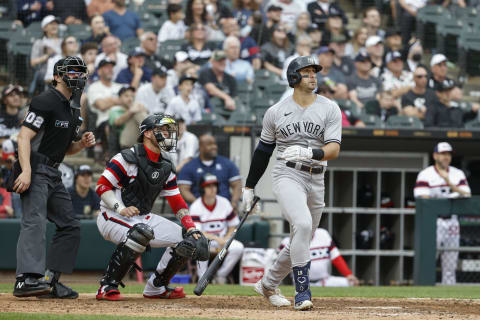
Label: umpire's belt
xmin=33 ymin=152 xmax=60 ymax=169
xmin=286 ymin=161 xmax=324 ymax=174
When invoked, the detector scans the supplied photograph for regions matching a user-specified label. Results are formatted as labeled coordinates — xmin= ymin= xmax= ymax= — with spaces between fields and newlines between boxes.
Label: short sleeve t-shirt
xmin=401 ymin=89 xmax=436 ymax=111
xmin=103 ymin=9 xmax=141 ymax=41
xmin=198 ymin=68 xmax=237 ymax=98
xmin=346 ymin=73 xmax=382 ymax=104
xmin=68 ymin=187 xmax=101 ymax=218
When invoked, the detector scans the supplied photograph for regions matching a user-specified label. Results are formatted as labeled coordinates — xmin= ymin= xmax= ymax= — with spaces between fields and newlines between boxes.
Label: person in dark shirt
xmin=198 ymin=50 xmax=237 ymax=111
xmin=52 ymin=0 xmax=87 ymax=24
xmin=115 ymin=48 xmax=152 ymax=89
xmin=16 ymin=0 xmax=50 ymax=27
xmin=329 ymin=34 xmax=355 ymax=77
xmin=250 ymin=5 xmax=282 ymax=46
xmin=0 ymin=85 xmax=24 ymax=138
xmin=307 ymin=0 xmax=347 ymax=31
xmin=260 ymin=24 xmax=293 ymax=77
xmin=83 ymin=14 xmax=109 ymax=47
xmin=425 ymin=79 xmax=464 ymax=128
xmin=68 ymin=164 xmax=100 ymax=219
xmin=346 ymin=52 xmax=381 ymax=109
xmin=365 ymin=90 xmax=399 ymax=122
xmin=12 ymin=57 xmax=96 ymax=299
xmin=180 ymin=23 xmax=217 ymax=66
xmin=401 ymin=65 xmax=436 ymax=120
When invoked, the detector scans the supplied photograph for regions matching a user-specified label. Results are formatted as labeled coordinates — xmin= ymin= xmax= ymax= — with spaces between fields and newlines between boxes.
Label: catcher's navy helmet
xmin=286 ymin=55 xmax=322 ymax=88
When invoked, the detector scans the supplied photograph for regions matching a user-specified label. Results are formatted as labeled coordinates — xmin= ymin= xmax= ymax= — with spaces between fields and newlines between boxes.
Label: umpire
xmin=12 ymin=56 xmax=96 ymax=298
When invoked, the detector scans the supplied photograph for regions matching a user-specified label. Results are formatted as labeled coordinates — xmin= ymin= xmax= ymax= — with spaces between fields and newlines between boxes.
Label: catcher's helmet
xmin=199 ymin=173 xmax=218 ymax=195
xmin=286 ymin=55 xmax=322 ymax=88
xmin=53 ymin=56 xmax=88 ymax=90
xmin=137 ymin=113 xmax=178 ymax=152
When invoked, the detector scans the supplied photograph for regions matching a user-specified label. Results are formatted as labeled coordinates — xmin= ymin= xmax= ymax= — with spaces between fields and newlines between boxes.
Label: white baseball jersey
xmin=280 ymin=228 xmax=342 ymax=281
xmin=190 ymin=195 xmax=239 ymax=238
xmin=260 ymin=95 xmax=342 ymax=169
xmin=414 ymin=165 xmax=470 ymax=199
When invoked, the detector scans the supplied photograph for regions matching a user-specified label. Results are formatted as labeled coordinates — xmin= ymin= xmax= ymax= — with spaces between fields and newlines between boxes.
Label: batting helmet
xmin=199 ymin=173 xmax=218 ymax=196
xmin=286 ymin=55 xmax=322 ymax=88
xmin=137 ymin=113 xmax=178 ymax=152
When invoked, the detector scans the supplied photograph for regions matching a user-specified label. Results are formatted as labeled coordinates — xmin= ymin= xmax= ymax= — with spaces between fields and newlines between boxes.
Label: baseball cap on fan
xmin=365 ymin=35 xmax=382 ymax=48
xmin=430 ymin=54 xmax=447 ymax=67
xmin=434 ymin=142 xmax=453 ymax=153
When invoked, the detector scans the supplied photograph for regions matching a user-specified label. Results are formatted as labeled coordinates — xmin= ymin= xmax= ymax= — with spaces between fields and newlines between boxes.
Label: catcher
xmin=95 ymin=114 xmax=209 ymax=301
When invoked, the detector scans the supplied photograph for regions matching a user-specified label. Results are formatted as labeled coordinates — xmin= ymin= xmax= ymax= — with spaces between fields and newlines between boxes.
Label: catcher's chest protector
xmin=120 ymin=144 xmax=172 ymax=215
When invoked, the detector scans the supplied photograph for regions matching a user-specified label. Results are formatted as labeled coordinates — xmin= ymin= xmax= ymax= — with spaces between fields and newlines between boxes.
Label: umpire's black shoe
xmin=13 ymin=277 xmax=51 ymax=297
xmin=38 ymin=282 xmax=79 ymax=299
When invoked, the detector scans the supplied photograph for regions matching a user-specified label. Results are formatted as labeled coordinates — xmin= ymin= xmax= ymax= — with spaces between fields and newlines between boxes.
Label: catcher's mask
xmin=138 ymin=113 xmax=178 ymax=152
xmin=53 ymin=56 xmax=88 ymax=91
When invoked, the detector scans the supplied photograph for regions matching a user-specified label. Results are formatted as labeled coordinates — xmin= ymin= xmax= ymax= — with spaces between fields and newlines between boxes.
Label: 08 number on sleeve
xmin=24 ymin=112 xmax=44 ymax=129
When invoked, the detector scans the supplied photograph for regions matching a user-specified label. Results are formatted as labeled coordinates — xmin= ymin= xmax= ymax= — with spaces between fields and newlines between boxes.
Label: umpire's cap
xmin=286 ymin=55 xmax=322 ymax=88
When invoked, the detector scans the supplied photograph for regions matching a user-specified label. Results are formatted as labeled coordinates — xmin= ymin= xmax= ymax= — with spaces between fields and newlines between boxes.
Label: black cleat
xmin=13 ymin=277 xmax=51 ymax=297
xmin=38 ymin=282 xmax=78 ymax=299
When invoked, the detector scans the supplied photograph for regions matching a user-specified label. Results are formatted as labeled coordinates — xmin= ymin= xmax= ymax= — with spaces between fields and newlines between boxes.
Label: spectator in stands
xmin=316 ymin=46 xmax=348 ymax=99
xmin=347 ymin=52 xmax=382 ymax=109
xmin=307 ymin=0 xmax=347 ymax=31
xmin=0 ymin=167 xmax=13 ymax=219
xmin=222 ymin=18 xmax=261 ymax=70
xmin=425 ymin=79 xmax=465 ymax=128
xmin=282 ymin=35 xmax=312 ymax=82
xmin=51 ymin=0 xmax=87 ymax=24
xmin=402 ymin=65 xmax=435 ymax=119
xmin=329 ymin=34 xmax=355 ymax=77
xmin=344 ymin=26 xmax=368 ymax=58
xmin=178 ymin=133 xmax=241 ymax=207
xmin=109 ymin=86 xmax=147 ymax=150
xmin=250 ymin=5 xmax=282 ymax=46
xmin=191 ymin=173 xmax=243 ymax=285
xmin=0 ymin=85 xmax=24 ymax=138
xmin=171 ymin=118 xmax=199 ymax=172
xmin=184 ymin=0 xmax=208 ymax=27
xmin=166 ymin=75 xmax=201 ymax=125
xmin=185 ymin=65 xmax=208 ymax=111
xmin=115 ymin=48 xmax=152 ymax=89
xmin=260 ymin=24 xmax=293 ymax=77
xmin=381 ymin=51 xmax=413 ymax=100
xmin=181 ymin=23 xmax=217 ymax=66
xmin=384 ymin=28 xmax=403 ymax=53
xmin=265 ymin=0 xmax=305 ymax=32
xmin=95 ymin=35 xmax=128 ymax=80
xmin=293 ymin=11 xmax=311 ymax=40
xmin=30 ymin=15 xmax=62 ymax=92
xmin=44 ymin=36 xmax=80 ymax=83
xmin=87 ymin=59 xmax=123 ymax=154
xmin=233 ymin=0 xmax=259 ymax=29
xmin=321 ymin=12 xmax=350 ymax=45
xmin=17 ymin=0 xmax=49 ymax=27
xmin=199 ymin=50 xmax=237 ymax=111
xmin=224 ymin=36 xmax=254 ymax=83
xmin=158 ymin=3 xmax=186 ymax=43
xmin=362 ymin=7 xmax=385 ymax=39
xmin=68 ymin=165 xmax=100 ymax=219
xmin=428 ymin=54 xmax=463 ymax=102
xmin=205 ymin=0 xmax=234 ymax=28
xmin=87 ymin=0 xmax=114 ymax=17
xmin=84 ymin=14 xmax=110 ymax=46
xmin=365 ymin=90 xmax=399 ymax=122
xmin=306 ymin=24 xmax=322 ymax=50
xmin=166 ymin=51 xmax=194 ymax=88
xmin=81 ymin=42 xmax=99 ymax=77
xmin=102 ymin=0 xmax=143 ymax=41
xmin=398 ymin=0 xmax=426 ymax=46
xmin=136 ymin=67 xmax=176 ymax=114
xmin=405 ymin=40 xmax=424 ymax=72
xmin=138 ymin=32 xmax=164 ymax=71
xmin=365 ymin=35 xmax=384 ymax=77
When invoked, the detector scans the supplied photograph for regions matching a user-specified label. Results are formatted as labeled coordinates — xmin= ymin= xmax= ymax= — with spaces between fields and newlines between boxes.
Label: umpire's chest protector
xmin=120 ymin=144 xmax=173 ymax=215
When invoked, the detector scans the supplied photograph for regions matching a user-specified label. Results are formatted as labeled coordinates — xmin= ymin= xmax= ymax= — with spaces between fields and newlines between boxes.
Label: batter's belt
xmin=286 ymin=161 xmax=325 ymax=174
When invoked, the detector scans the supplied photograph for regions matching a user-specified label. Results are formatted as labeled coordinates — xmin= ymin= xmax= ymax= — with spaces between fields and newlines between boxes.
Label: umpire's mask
xmin=54 ymin=56 xmax=89 ymax=91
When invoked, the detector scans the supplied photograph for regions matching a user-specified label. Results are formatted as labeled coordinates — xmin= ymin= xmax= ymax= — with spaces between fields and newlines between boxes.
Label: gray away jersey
xmin=260 ymin=94 xmax=342 ymax=167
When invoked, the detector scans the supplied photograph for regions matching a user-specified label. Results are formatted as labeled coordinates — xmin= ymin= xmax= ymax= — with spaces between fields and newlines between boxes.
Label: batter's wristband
xmin=312 ymin=149 xmax=325 ymax=161
xmin=181 ymin=215 xmax=196 ymax=230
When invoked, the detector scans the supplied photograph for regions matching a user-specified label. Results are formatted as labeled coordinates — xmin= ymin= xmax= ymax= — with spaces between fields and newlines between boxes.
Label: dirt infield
xmin=2 ymin=293 xmax=480 ymax=320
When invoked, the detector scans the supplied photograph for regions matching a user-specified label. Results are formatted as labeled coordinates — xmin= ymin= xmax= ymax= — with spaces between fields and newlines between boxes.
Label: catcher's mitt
xmin=175 ymin=229 xmax=209 ymax=261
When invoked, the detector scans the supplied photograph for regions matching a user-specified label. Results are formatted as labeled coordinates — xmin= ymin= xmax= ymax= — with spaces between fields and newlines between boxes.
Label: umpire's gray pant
xmin=16 ymin=164 xmax=81 ymax=276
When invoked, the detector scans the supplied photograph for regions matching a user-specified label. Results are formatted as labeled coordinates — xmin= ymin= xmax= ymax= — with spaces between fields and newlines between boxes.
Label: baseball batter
xmin=414 ymin=142 xmax=471 ymax=285
xmin=242 ymin=55 xmax=342 ymax=310
xmin=279 ymin=228 xmax=359 ymax=287
xmin=190 ymin=173 xmax=244 ymax=284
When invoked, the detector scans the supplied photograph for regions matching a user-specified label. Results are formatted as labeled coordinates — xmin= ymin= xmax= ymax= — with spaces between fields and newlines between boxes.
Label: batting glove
xmin=282 ymin=146 xmax=313 ymax=162
xmin=242 ymin=187 xmax=255 ymax=212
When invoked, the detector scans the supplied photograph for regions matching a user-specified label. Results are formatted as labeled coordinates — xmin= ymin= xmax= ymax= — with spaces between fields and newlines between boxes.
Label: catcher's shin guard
xmin=153 ymin=249 xmax=189 ymax=288
xmin=101 ymin=223 xmax=154 ymax=287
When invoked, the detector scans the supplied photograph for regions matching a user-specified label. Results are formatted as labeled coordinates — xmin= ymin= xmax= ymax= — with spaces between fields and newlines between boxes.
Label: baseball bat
xmin=194 ymin=196 xmax=260 ymax=296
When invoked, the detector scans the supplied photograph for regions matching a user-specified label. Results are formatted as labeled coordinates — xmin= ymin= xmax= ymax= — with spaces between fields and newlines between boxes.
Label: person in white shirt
xmin=158 ymin=3 xmax=187 ymax=43
xmin=381 ymin=51 xmax=413 ymax=101
xmin=165 ymin=75 xmax=202 ymax=125
xmin=166 ymin=51 xmax=196 ymax=88
xmin=224 ymin=36 xmax=254 ymax=83
xmin=136 ymin=67 xmax=176 ymax=114
xmin=414 ymin=142 xmax=471 ymax=285
xmin=266 ymin=0 xmax=306 ymax=32
xmin=279 ymin=228 xmax=359 ymax=287
xmin=94 ymin=35 xmax=128 ymax=80
xmin=170 ymin=118 xmax=199 ymax=172
xmin=44 ymin=36 xmax=81 ymax=83
xmin=190 ymin=173 xmax=244 ymax=284
xmin=282 ymin=35 xmax=312 ymax=82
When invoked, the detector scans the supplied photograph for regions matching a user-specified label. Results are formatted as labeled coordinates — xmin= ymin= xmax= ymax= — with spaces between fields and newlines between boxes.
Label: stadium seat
xmin=358 ymin=114 xmax=382 ymax=128
xmin=253 ymin=69 xmax=278 ymax=89
xmin=385 ymin=115 xmax=424 ymax=129
xmin=255 ymin=108 xmax=269 ymax=126
xmin=197 ymin=111 xmax=227 ymax=126
xmin=252 ymin=96 xmax=278 ymax=110
xmin=416 ymin=5 xmax=446 ymax=49
xmin=25 ymin=21 xmax=43 ymax=38
xmin=143 ymin=0 xmax=168 ymax=16
xmin=0 ymin=20 xmax=20 ymax=40
xmin=458 ymin=26 xmax=480 ymax=76
xmin=121 ymin=37 xmax=140 ymax=55
xmin=158 ymin=39 xmax=186 ymax=63
xmin=264 ymin=83 xmax=288 ymax=101
xmin=66 ymin=24 xmax=92 ymax=42
xmin=336 ymin=99 xmax=361 ymax=117
xmin=435 ymin=12 xmax=463 ymax=62
xmin=465 ymin=119 xmax=480 ymax=129
xmin=227 ymin=107 xmax=256 ymax=125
